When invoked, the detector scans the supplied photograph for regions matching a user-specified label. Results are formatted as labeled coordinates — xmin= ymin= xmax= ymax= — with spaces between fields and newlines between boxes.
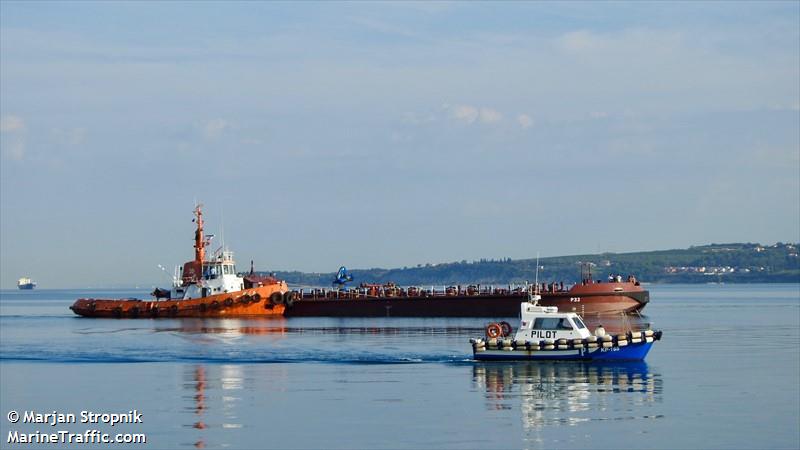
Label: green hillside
xmin=265 ymin=242 xmax=800 ymax=286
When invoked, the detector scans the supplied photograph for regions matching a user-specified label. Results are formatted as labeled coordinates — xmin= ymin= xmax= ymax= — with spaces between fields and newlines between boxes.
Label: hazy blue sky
xmin=1 ymin=1 xmax=798 ymax=288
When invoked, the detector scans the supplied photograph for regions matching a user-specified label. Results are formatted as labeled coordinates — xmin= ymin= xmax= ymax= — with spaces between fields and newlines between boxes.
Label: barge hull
xmin=284 ymin=290 xmax=648 ymax=318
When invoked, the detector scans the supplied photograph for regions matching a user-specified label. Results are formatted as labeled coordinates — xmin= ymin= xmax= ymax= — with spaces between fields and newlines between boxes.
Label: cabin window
xmin=534 ymin=318 xmax=574 ymax=330
xmin=203 ymin=265 xmax=223 ymax=279
xmin=573 ymin=317 xmax=587 ymax=330
xmin=533 ymin=318 xmax=561 ymax=330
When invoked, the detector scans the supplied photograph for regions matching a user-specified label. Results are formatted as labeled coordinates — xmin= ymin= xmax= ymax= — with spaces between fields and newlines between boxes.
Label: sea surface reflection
xmin=183 ymin=365 xmax=249 ymax=448
xmin=473 ymin=362 xmax=660 ymax=424
xmin=1 ymin=285 xmax=798 ymax=449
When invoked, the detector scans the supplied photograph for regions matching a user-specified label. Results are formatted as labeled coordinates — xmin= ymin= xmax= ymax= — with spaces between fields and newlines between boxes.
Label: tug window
xmin=559 ymin=319 xmax=573 ymax=330
xmin=573 ymin=317 xmax=587 ymax=330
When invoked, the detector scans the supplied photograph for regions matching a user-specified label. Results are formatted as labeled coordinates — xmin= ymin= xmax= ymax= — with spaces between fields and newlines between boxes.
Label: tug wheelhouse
xmin=181 ymin=250 xmax=245 ymax=299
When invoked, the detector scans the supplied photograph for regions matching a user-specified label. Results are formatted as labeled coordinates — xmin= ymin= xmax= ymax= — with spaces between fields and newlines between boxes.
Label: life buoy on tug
xmin=499 ymin=321 xmax=512 ymax=337
xmin=486 ymin=323 xmax=502 ymax=339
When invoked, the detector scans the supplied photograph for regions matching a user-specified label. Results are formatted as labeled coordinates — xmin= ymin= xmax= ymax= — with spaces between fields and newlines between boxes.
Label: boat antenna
xmin=529 ymin=252 xmax=541 ymax=305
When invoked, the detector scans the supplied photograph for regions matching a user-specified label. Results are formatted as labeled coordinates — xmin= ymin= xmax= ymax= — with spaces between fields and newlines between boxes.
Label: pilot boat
xmin=470 ymin=294 xmax=662 ymax=361
xmin=70 ymin=205 xmax=289 ymax=318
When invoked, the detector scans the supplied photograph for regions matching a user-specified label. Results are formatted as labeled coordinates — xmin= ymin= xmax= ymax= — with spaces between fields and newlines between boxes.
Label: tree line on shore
xmin=263 ymin=242 xmax=799 ymax=287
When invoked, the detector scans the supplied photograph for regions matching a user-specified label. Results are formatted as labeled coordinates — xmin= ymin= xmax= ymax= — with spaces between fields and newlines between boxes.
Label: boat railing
xmin=293 ymin=282 xmax=572 ymax=300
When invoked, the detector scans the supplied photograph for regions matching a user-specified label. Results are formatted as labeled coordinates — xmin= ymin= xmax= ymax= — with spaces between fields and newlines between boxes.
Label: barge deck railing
xmin=292 ymin=282 xmax=571 ymax=300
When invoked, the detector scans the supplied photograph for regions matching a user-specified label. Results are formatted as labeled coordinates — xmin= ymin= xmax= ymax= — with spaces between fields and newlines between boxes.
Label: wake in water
xmin=0 ymin=349 xmax=467 ymax=364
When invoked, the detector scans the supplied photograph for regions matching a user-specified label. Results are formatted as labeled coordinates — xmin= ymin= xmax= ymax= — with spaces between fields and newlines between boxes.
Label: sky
xmin=1 ymin=1 xmax=798 ymax=288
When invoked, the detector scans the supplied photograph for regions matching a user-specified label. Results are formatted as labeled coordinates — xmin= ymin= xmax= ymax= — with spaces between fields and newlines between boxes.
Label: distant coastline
xmin=269 ymin=242 xmax=800 ymax=287
xmin=3 ymin=243 xmax=797 ymax=290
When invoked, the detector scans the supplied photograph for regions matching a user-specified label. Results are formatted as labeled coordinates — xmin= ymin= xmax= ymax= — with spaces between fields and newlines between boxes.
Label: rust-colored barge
xmin=283 ymin=278 xmax=649 ymax=318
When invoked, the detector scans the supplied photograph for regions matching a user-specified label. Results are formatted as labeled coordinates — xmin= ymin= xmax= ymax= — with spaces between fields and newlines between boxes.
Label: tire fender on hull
xmin=270 ymin=292 xmax=284 ymax=306
xmin=283 ymin=291 xmax=295 ymax=307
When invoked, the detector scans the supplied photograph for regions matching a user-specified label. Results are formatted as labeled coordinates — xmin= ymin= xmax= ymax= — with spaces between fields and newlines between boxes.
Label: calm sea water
xmin=1 ymin=284 xmax=798 ymax=449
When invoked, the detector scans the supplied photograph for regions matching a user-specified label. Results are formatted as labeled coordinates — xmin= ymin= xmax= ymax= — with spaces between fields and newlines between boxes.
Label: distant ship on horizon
xmin=17 ymin=277 xmax=36 ymax=290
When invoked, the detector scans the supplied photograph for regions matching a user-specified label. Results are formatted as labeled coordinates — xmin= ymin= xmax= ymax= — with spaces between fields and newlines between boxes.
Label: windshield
xmin=573 ymin=317 xmax=587 ymax=329
xmin=203 ymin=264 xmax=223 ymax=279
xmin=533 ymin=318 xmax=574 ymax=330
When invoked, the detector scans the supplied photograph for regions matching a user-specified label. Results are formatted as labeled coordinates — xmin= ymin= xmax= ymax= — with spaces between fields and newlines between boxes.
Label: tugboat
xmin=17 ymin=277 xmax=36 ymax=290
xmin=70 ymin=205 xmax=290 ymax=318
xmin=469 ymin=293 xmax=662 ymax=361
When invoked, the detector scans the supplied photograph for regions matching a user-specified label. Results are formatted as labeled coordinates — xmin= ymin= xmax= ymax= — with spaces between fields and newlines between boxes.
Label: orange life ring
xmin=486 ymin=323 xmax=502 ymax=338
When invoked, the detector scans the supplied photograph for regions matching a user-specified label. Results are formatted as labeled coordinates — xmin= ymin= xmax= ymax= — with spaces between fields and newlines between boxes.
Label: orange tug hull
xmin=70 ymin=284 xmax=287 ymax=318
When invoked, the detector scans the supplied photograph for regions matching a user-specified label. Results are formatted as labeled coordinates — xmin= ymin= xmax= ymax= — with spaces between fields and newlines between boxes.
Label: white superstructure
xmin=174 ymin=249 xmax=245 ymax=300
xmin=512 ymin=303 xmax=592 ymax=342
